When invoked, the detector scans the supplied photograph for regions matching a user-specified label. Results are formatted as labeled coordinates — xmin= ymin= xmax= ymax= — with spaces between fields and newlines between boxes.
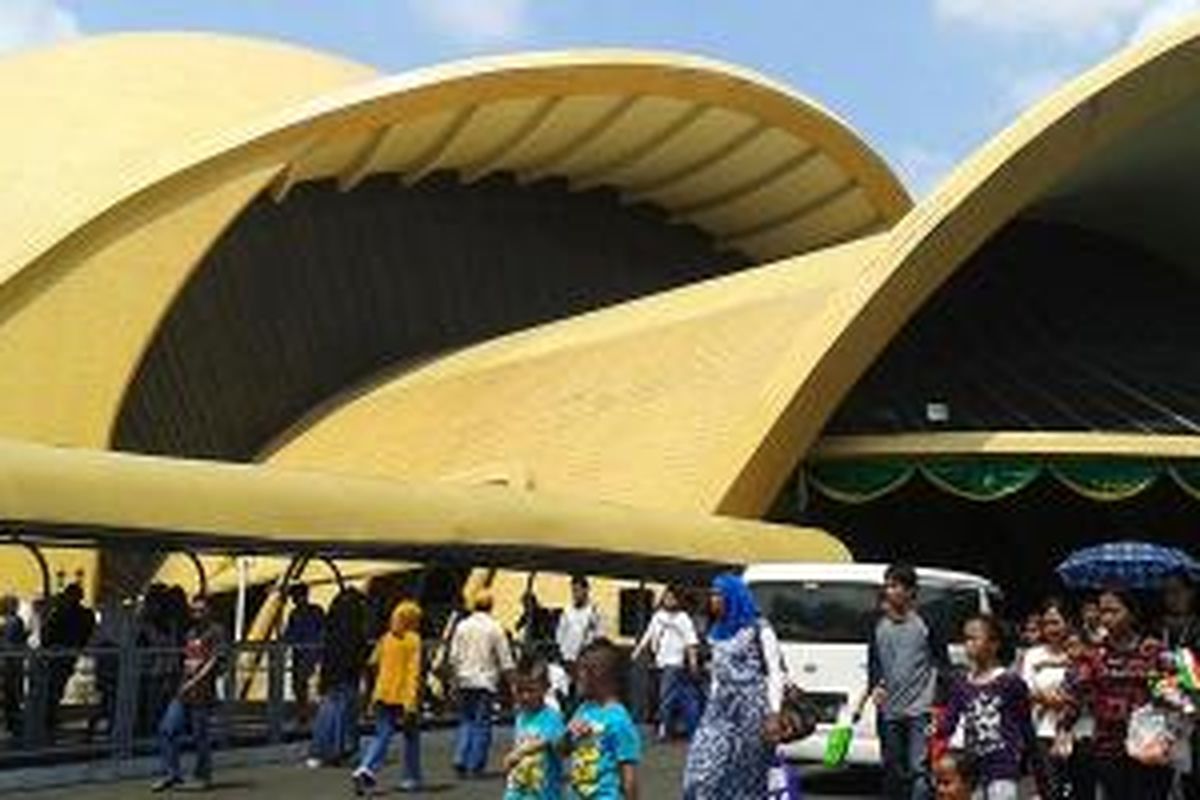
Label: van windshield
xmin=750 ymin=580 xmax=988 ymax=644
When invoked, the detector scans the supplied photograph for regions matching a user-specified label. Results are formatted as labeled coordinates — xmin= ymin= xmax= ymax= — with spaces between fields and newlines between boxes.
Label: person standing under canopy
xmin=631 ymin=585 xmax=700 ymax=741
xmin=283 ymin=584 xmax=324 ymax=729
xmin=449 ymin=589 xmax=514 ymax=778
xmin=153 ymin=595 xmax=226 ymax=793
xmin=0 ymin=596 xmax=26 ymax=741
xmin=557 ymin=576 xmax=604 ymax=677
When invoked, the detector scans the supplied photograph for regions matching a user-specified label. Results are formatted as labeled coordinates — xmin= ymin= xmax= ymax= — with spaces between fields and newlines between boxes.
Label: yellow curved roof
xmin=259 ymin=49 xmax=910 ymax=259
xmin=267 ymin=234 xmax=886 ymax=511
xmin=0 ymin=438 xmax=849 ymax=579
xmin=724 ymin=18 xmax=1200 ymax=514
xmin=0 ymin=34 xmax=375 ymax=448
xmin=271 ymin=20 xmax=1200 ymax=519
xmin=0 ymin=35 xmax=906 ymax=457
xmin=0 ymin=33 xmax=376 ymax=286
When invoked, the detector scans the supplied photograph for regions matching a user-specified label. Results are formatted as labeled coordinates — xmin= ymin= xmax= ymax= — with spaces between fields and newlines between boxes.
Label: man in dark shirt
xmin=868 ymin=563 xmax=951 ymax=800
xmin=283 ymin=584 xmax=324 ymax=727
xmin=153 ymin=595 xmax=226 ymax=793
xmin=0 ymin=596 xmax=26 ymax=739
xmin=42 ymin=582 xmax=96 ymax=736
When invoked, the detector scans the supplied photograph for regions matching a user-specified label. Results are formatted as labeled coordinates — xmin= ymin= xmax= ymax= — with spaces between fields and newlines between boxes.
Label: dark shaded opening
xmin=113 ymin=171 xmax=745 ymax=461
xmin=103 ymin=171 xmax=747 ymax=596
xmin=775 ymin=471 xmax=1198 ymax=615
xmin=829 ymin=220 xmax=1200 ymax=434
xmin=779 ymin=218 xmax=1200 ymax=611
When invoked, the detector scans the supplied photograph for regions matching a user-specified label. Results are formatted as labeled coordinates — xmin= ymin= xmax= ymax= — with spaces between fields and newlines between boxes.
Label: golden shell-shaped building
xmin=1 ymin=22 xmax=1199 ymax=604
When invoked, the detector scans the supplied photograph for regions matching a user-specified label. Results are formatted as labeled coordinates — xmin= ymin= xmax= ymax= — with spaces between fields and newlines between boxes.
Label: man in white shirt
xmin=555 ymin=575 xmax=603 ymax=671
xmin=449 ymin=590 xmax=514 ymax=777
xmin=632 ymin=586 xmax=700 ymax=740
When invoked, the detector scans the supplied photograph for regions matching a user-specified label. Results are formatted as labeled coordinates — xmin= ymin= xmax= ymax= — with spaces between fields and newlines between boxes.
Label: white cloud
xmin=1129 ymin=0 xmax=1200 ymax=42
xmin=896 ymin=144 xmax=958 ymax=197
xmin=936 ymin=0 xmax=1147 ymax=43
xmin=407 ymin=0 xmax=532 ymax=46
xmin=937 ymin=0 xmax=1200 ymax=44
xmin=0 ymin=0 xmax=78 ymax=55
xmin=1002 ymin=66 xmax=1073 ymax=114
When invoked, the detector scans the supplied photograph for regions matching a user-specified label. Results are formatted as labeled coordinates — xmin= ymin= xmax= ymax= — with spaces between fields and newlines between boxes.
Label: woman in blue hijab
xmin=707 ymin=573 xmax=762 ymax=642
xmin=683 ymin=573 xmax=787 ymax=798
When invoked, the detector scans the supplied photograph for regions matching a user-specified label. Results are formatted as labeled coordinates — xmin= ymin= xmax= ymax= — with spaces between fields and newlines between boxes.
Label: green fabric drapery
xmin=1050 ymin=460 xmax=1161 ymax=502
xmin=920 ymin=459 xmax=1042 ymax=501
xmin=807 ymin=460 xmax=915 ymax=504
xmin=807 ymin=457 xmax=1200 ymax=504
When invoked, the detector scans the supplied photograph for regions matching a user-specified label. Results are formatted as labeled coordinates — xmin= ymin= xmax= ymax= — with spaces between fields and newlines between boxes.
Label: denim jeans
xmin=879 ymin=713 xmax=931 ymax=800
xmin=658 ymin=666 xmax=699 ymax=737
xmin=358 ymin=704 xmax=421 ymax=784
xmin=311 ymin=683 xmax=359 ymax=763
xmin=158 ymin=698 xmax=213 ymax=782
xmin=453 ymin=689 xmax=494 ymax=775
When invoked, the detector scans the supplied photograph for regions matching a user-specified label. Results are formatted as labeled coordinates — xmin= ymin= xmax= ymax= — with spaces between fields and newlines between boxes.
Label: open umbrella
xmin=1056 ymin=541 xmax=1200 ymax=590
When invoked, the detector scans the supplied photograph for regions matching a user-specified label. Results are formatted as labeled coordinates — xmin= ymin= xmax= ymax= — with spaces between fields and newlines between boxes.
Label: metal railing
xmin=0 ymin=639 xmax=335 ymax=769
xmin=0 ymin=632 xmax=674 ymax=774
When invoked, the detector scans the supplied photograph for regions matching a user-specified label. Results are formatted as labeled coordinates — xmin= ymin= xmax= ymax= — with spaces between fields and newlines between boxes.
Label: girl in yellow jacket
xmin=352 ymin=600 xmax=423 ymax=795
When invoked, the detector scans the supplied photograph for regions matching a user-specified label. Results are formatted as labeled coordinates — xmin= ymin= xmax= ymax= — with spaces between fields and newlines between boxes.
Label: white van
xmin=743 ymin=563 xmax=1000 ymax=766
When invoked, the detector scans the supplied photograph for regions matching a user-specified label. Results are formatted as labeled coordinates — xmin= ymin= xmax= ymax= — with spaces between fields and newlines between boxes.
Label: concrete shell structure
xmin=273 ymin=16 xmax=1200 ymax=520
xmin=0 ymin=33 xmax=905 ymax=596
xmin=0 ymin=20 xmax=1199 ymax=600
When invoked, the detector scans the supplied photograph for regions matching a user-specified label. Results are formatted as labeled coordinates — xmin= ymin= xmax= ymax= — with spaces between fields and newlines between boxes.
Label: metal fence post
xmin=218 ymin=641 xmax=237 ymax=751
xmin=267 ymin=641 xmax=285 ymax=744
xmin=23 ymin=649 xmax=47 ymax=749
xmin=110 ymin=609 xmax=139 ymax=764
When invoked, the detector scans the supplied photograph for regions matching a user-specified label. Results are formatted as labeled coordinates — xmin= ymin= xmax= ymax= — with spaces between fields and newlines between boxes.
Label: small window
xmin=750 ymin=580 xmax=989 ymax=644
xmin=751 ymin=581 xmax=880 ymax=643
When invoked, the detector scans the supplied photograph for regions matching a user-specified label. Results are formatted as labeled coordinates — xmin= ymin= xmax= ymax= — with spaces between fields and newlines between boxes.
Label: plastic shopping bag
xmin=1126 ymin=704 xmax=1175 ymax=766
xmin=824 ymin=722 xmax=853 ymax=768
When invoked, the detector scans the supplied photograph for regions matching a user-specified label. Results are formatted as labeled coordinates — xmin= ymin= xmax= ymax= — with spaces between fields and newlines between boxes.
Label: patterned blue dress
xmin=683 ymin=624 xmax=772 ymax=799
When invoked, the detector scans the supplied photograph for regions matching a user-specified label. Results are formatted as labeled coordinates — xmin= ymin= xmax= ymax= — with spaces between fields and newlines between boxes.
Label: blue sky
xmin=5 ymin=1 xmax=1200 ymax=194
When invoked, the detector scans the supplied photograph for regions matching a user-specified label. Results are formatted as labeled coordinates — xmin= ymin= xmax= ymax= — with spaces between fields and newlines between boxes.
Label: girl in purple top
xmin=936 ymin=615 xmax=1040 ymax=800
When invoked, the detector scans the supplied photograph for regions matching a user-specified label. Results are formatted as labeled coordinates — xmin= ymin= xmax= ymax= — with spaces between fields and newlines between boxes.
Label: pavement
xmin=20 ymin=728 xmax=882 ymax=798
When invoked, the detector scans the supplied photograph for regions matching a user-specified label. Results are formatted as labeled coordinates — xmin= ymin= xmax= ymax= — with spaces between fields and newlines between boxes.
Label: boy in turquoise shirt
xmin=563 ymin=639 xmax=641 ymax=800
xmin=504 ymin=656 xmax=566 ymax=800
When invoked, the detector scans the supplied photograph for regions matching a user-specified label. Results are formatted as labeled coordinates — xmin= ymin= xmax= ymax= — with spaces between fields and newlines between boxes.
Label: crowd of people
xmin=330 ymin=573 xmax=794 ymax=798
xmin=0 ymin=561 xmax=1195 ymax=799
xmin=0 ymin=581 xmax=99 ymax=743
xmin=872 ymin=565 xmax=1199 ymax=800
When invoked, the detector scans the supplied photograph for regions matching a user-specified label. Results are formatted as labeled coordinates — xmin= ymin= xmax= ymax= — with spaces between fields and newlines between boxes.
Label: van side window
xmin=751 ymin=582 xmax=878 ymax=643
xmin=750 ymin=581 xmax=989 ymax=644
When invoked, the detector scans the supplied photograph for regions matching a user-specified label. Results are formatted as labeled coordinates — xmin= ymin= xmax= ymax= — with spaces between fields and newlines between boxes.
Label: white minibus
xmin=743 ymin=563 xmax=1001 ymax=766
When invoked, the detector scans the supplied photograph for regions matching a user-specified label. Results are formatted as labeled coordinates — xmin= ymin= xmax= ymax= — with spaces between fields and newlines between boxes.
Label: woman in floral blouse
xmin=1058 ymin=588 xmax=1180 ymax=799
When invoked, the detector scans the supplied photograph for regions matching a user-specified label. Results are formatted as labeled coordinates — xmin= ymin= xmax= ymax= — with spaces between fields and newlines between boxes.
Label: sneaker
xmin=151 ymin=776 xmax=182 ymax=793
xmin=398 ymin=778 xmax=421 ymax=792
xmin=352 ymin=768 xmax=376 ymax=797
xmin=304 ymin=757 xmax=322 ymax=769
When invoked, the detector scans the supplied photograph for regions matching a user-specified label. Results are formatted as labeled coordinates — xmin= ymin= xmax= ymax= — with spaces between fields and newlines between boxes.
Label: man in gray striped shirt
xmin=868 ymin=563 xmax=951 ymax=800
